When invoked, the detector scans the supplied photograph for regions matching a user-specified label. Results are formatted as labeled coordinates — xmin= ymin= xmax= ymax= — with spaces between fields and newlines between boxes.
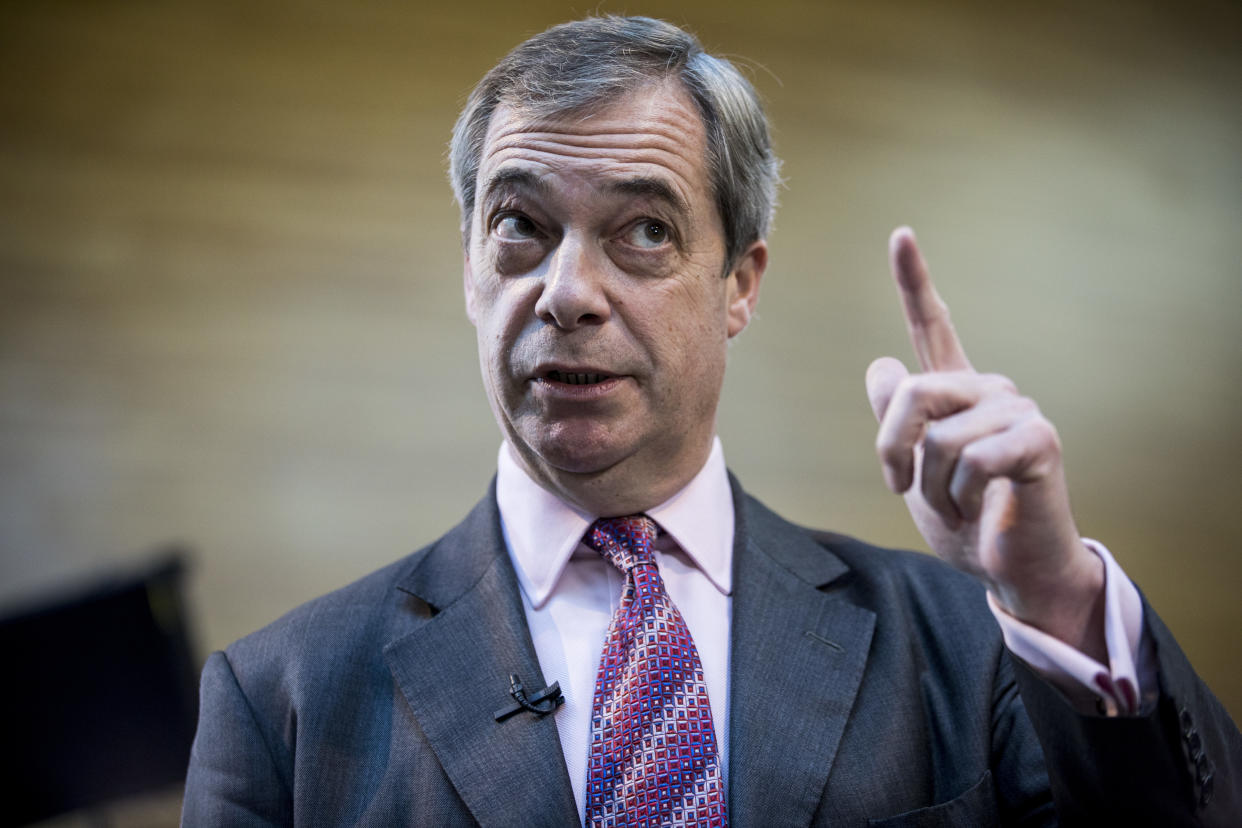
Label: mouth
xmin=543 ymin=369 xmax=615 ymax=386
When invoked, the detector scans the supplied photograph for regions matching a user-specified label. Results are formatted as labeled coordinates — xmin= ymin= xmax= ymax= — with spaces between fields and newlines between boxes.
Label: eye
xmin=625 ymin=219 xmax=671 ymax=249
xmin=494 ymin=214 xmax=540 ymax=240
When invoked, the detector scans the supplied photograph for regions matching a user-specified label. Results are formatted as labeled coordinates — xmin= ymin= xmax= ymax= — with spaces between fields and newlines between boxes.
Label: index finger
xmin=889 ymin=226 xmax=973 ymax=373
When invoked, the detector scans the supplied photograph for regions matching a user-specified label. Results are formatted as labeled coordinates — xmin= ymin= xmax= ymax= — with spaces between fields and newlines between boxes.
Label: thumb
xmin=866 ymin=356 xmax=909 ymax=422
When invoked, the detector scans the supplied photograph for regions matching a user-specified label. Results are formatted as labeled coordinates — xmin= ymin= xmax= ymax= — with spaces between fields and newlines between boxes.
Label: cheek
xmin=478 ymin=312 xmax=513 ymax=373
xmin=474 ymin=287 xmax=536 ymax=380
xmin=647 ymin=290 xmax=730 ymax=389
xmin=660 ymin=277 xmax=732 ymax=341
xmin=672 ymin=284 xmax=732 ymax=391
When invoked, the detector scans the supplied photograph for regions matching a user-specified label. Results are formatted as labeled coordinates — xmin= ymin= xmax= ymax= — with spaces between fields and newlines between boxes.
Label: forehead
xmin=477 ymin=81 xmax=713 ymax=213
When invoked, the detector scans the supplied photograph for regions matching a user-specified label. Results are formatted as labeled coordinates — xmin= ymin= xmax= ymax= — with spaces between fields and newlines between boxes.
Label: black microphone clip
xmin=494 ymin=673 xmax=564 ymax=722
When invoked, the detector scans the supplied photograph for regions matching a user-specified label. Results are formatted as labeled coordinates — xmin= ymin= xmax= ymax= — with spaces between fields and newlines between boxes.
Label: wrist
xmin=991 ymin=541 xmax=1108 ymax=662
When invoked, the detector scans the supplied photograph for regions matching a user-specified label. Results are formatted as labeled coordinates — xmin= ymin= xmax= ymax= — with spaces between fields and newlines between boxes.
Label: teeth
xmin=549 ymin=371 xmax=606 ymax=385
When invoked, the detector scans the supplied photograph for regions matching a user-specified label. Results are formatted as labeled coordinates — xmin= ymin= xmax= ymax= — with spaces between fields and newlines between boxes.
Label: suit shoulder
xmin=220 ymin=544 xmax=431 ymax=682
xmin=216 ymin=488 xmax=501 ymax=685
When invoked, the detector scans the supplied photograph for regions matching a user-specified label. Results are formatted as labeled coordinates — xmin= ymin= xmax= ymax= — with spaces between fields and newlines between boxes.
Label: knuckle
xmin=1011 ymin=395 xmax=1038 ymax=418
xmin=984 ymin=373 xmax=1019 ymax=395
xmin=1027 ymin=417 xmax=1062 ymax=454
xmin=874 ymin=434 xmax=889 ymax=459
xmin=875 ymin=433 xmax=900 ymax=463
xmin=947 ymin=462 xmax=973 ymax=495
xmin=921 ymin=428 xmax=956 ymax=471
xmin=957 ymin=442 xmax=990 ymax=481
xmin=892 ymin=374 xmax=921 ymax=407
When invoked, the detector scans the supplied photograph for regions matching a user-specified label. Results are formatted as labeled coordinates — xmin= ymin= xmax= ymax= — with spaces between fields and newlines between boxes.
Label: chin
xmin=519 ymin=423 xmax=635 ymax=478
xmin=530 ymin=441 xmax=626 ymax=477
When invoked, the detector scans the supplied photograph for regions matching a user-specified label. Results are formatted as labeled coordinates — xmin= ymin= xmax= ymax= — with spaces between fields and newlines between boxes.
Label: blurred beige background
xmin=2 ymin=0 xmax=1239 ymax=743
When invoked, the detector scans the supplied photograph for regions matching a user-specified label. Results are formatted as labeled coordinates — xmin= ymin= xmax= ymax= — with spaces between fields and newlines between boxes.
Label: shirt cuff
xmin=987 ymin=539 xmax=1154 ymax=716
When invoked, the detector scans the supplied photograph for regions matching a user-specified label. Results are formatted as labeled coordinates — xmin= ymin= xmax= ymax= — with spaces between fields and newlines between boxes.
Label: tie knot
xmin=587 ymin=515 xmax=658 ymax=573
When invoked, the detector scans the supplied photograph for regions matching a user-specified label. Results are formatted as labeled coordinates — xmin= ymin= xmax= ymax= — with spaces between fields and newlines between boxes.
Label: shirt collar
xmin=496 ymin=437 xmax=735 ymax=609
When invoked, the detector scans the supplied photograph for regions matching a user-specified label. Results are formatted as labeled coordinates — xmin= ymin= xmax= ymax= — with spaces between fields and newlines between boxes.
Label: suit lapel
xmin=728 ymin=481 xmax=876 ymax=827
xmin=383 ymin=487 xmax=579 ymax=827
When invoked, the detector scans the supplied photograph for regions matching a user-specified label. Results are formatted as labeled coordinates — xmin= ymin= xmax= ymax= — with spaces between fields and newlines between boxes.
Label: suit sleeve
xmin=181 ymin=651 xmax=294 ymax=827
xmin=1011 ymin=601 xmax=1241 ymax=826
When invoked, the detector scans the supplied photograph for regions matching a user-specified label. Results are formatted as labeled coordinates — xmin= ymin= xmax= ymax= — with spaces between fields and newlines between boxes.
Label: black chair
xmin=0 ymin=550 xmax=200 ymax=827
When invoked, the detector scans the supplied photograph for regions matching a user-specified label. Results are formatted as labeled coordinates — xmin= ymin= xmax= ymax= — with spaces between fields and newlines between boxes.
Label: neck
xmin=506 ymin=437 xmax=715 ymax=517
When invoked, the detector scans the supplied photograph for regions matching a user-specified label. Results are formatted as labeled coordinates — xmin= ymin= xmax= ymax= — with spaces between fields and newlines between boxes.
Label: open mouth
xmin=545 ymin=370 xmax=613 ymax=386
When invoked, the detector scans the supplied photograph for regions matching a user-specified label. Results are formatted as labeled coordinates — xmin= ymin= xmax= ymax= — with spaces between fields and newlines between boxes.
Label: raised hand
xmin=865 ymin=227 xmax=1106 ymax=659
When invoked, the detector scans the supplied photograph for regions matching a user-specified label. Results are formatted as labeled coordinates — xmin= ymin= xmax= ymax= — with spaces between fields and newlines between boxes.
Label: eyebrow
xmin=604 ymin=177 xmax=690 ymax=217
xmin=479 ymin=169 xmax=691 ymax=218
xmin=479 ymin=168 xmax=551 ymax=208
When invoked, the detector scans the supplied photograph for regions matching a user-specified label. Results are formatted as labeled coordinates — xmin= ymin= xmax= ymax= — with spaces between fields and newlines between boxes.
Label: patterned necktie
xmin=584 ymin=515 xmax=727 ymax=828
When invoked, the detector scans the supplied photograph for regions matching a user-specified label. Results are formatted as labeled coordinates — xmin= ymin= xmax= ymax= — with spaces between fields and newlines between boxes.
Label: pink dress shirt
xmin=495 ymin=438 xmax=1151 ymax=820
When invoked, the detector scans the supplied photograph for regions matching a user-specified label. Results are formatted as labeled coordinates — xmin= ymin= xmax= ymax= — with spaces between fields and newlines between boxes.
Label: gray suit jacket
xmin=183 ymin=478 xmax=1240 ymax=826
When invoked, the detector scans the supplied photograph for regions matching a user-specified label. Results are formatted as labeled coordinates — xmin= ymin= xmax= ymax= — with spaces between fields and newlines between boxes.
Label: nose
xmin=534 ymin=235 xmax=611 ymax=330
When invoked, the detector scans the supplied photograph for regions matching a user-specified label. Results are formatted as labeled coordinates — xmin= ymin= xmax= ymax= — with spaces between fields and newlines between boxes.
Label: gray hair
xmin=448 ymin=16 xmax=781 ymax=270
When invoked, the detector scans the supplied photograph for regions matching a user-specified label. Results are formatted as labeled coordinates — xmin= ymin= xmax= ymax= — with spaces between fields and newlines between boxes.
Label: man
xmin=183 ymin=16 xmax=1240 ymax=826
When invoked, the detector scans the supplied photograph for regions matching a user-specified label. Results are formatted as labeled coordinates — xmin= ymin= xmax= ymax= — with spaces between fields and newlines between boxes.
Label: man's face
xmin=463 ymin=80 xmax=764 ymax=515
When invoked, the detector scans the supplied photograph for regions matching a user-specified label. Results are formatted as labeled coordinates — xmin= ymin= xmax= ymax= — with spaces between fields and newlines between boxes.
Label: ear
xmin=463 ymin=253 xmax=478 ymax=325
xmin=725 ymin=240 xmax=767 ymax=338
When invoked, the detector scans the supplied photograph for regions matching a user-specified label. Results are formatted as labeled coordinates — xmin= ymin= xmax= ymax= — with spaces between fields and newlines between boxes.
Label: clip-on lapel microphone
xmin=494 ymin=673 xmax=565 ymax=722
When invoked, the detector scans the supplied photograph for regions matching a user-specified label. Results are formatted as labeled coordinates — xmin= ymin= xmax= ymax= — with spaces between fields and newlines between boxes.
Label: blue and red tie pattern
xmin=584 ymin=516 xmax=727 ymax=828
